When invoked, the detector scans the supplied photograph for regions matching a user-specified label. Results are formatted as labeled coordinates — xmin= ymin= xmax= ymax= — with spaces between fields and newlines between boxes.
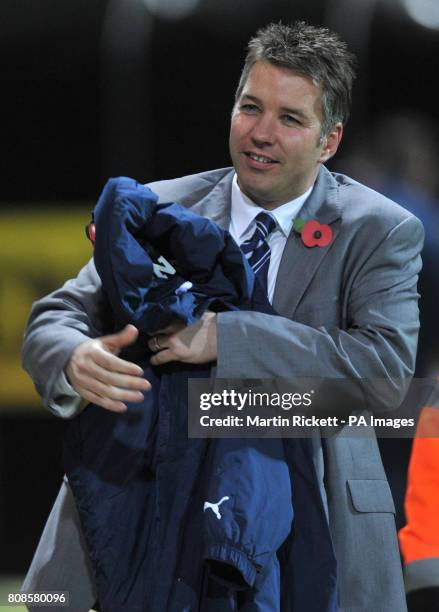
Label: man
xmin=399 ymin=384 xmax=439 ymax=611
xmin=22 ymin=21 xmax=423 ymax=611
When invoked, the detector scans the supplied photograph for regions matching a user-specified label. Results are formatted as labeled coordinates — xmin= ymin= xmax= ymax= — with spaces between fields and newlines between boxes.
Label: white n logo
xmin=153 ymin=255 xmax=176 ymax=279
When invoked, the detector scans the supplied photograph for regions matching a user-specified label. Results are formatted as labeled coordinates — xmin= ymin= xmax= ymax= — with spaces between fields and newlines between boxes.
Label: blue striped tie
xmin=240 ymin=212 xmax=276 ymax=295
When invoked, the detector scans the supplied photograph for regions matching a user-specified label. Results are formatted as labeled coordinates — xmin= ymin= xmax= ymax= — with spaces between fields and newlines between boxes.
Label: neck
xmin=238 ymin=175 xmax=318 ymax=210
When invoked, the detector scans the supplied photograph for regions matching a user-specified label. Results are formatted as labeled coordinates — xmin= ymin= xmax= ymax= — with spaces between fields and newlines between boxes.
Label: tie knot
xmin=254 ymin=211 xmax=276 ymax=239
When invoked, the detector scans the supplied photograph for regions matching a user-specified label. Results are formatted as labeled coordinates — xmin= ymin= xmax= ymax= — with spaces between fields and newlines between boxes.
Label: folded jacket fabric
xmin=64 ymin=177 xmax=337 ymax=612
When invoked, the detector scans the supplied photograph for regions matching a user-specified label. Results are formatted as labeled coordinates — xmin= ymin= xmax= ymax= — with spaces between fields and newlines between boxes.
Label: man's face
xmin=229 ymin=61 xmax=342 ymax=209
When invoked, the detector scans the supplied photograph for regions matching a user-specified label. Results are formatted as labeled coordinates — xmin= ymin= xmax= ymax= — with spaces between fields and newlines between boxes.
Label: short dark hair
xmin=235 ymin=21 xmax=357 ymax=137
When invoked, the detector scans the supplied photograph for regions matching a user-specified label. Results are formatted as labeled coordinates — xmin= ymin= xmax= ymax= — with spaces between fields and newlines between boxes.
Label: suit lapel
xmin=189 ymin=170 xmax=234 ymax=230
xmin=272 ymin=166 xmax=342 ymax=318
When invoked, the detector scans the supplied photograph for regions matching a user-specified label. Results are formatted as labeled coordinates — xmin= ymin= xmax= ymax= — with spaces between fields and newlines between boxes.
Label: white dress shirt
xmin=229 ymin=174 xmax=312 ymax=303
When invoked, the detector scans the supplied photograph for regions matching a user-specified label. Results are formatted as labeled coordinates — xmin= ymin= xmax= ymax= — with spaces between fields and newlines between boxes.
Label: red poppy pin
xmin=293 ymin=218 xmax=333 ymax=248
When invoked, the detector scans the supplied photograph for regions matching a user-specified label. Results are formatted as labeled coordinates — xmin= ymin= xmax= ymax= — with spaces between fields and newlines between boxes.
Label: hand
xmin=148 ymin=312 xmax=217 ymax=366
xmin=66 ymin=324 xmax=151 ymax=413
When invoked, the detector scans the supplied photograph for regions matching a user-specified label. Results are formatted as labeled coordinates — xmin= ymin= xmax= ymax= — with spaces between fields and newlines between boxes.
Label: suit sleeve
xmin=216 ymin=214 xmax=424 ymax=413
xmin=22 ymin=259 xmax=106 ymax=417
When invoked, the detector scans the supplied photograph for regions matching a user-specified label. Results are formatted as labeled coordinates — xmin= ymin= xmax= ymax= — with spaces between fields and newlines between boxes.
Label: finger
xmin=101 ymin=324 xmax=139 ymax=353
xmin=85 ymin=361 xmax=151 ymax=391
xmin=76 ymin=373 xmax=146 ymax=403
xmin=147 ymin=334 xmax=168 ymax=353
xmin=150 ymin=349 xmax=177 ymax=366
xmin=93 ymin=348 xmax=144 ymax=376
xmin=76 ymin=385 xmax=128 ymax=413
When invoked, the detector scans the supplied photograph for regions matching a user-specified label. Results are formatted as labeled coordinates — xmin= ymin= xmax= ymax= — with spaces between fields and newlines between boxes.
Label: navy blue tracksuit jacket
xmin=64 ymin=177 xmax=337 ymax=612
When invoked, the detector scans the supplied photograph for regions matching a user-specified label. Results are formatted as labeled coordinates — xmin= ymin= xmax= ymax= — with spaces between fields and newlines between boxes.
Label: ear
xmin=318 ymin=123 xmax=343 ymax=163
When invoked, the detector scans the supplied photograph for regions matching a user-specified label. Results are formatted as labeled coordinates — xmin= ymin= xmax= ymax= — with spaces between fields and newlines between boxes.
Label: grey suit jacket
xmin=22 ymin=165 xmax=423 ymax=611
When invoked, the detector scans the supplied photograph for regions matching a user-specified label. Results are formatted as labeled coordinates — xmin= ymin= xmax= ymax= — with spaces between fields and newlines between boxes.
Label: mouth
xmin=243 ymin=151 xmax=279 ymax=169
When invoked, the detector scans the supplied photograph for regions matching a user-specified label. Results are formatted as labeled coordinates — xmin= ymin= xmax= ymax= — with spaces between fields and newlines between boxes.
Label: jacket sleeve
xmin=22 ymin=259 xmax=106 ymax=417
xmin=217 ymin=214 xmax=424 ymax=414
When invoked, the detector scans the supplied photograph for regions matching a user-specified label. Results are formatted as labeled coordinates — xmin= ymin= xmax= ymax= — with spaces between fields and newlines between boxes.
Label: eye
xmin=282 ymin=114 xmax=300 ymax=126
xmin=240 ymin=103 xmax=260 ymax=113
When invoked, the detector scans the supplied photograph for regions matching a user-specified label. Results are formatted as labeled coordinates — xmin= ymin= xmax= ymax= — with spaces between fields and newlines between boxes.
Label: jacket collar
xmin=188 ymin=165 xmax=341 ymax=226
xmin=188 ymin=169 xmax=234 ymax=230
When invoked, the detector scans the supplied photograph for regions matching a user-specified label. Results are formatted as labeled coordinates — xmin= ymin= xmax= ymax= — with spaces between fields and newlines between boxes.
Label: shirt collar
xmin=230 ymin=173 xmax=313 ymax=240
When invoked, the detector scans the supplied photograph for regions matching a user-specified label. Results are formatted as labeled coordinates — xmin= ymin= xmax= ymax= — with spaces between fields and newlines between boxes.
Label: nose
xmin=249 ymin=112 xmax=276 ymax=147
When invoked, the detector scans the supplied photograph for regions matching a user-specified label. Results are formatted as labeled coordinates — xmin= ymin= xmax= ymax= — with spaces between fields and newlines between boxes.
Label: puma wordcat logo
xmin=203 ymin=496 xmax=230 ymax=520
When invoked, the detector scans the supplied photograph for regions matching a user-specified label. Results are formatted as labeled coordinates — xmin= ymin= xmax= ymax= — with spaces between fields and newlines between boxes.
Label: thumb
xmin=101 ymin=324 xmax=139 ymax=354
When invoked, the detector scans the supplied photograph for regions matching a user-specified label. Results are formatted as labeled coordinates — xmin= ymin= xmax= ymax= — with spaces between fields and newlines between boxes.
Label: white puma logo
xmin=203 ymin=496 xmax=230 ymax=519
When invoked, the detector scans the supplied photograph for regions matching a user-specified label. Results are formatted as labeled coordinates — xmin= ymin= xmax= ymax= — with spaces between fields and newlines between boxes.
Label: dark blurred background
xmin=1 ymin=0 xmax=438 ymax=586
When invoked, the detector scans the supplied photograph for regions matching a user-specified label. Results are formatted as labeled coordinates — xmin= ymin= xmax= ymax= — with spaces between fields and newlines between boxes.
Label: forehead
xmin=241 ymin=61 xmax=323 ymax=118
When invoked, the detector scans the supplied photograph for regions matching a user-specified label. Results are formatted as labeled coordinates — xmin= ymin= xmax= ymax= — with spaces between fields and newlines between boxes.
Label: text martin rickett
xmin=200 ymin=415 xmax=341 ymax=427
